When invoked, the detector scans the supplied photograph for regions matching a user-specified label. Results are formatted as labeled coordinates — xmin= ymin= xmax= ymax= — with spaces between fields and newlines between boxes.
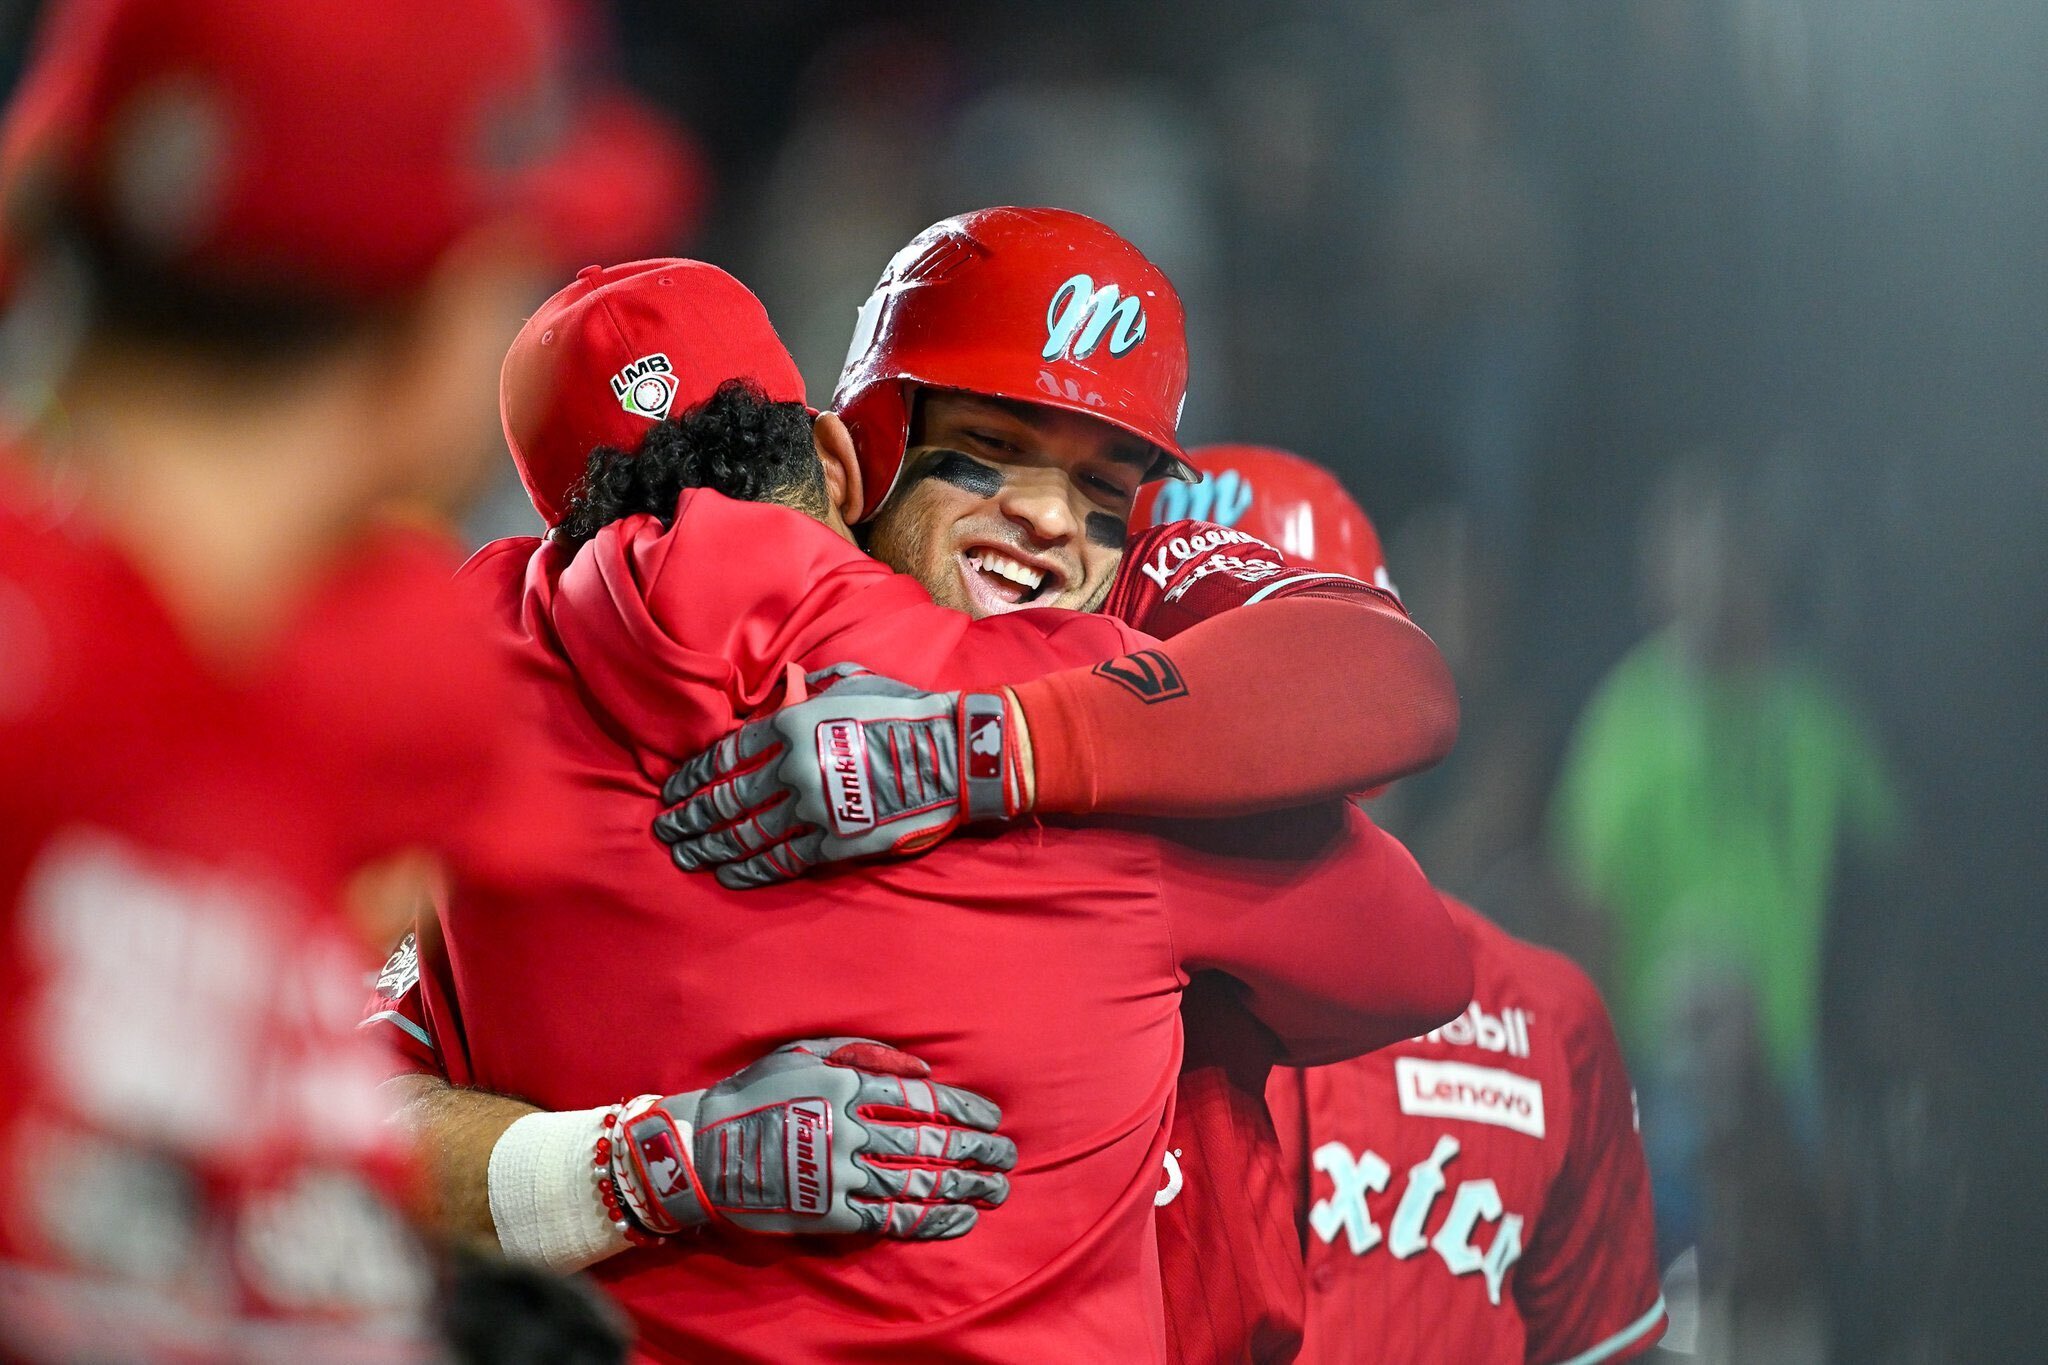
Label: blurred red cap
xmin=1135 ymin=443 xmax=1394 ymax=594
xmin=501 ymin=259 xmax=807 ymax=528
xmin=529 ymin=87 xmax=709 ymax=267
xmin=0 ymin=0 xmax=638 ymax=300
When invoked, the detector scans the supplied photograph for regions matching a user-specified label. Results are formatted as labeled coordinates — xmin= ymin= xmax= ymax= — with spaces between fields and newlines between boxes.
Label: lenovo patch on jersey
xmin=1395 ymin=1057 xmax=1546 ymax=1139
xmin=817 ymin=719 xmax=875 ymax=835
xmin=786 ymin=1099 xmax=831 ymax=1215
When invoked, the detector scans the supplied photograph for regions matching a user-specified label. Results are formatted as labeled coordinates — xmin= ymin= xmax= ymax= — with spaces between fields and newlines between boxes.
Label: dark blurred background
xmin=6 ymin=1 xmax=2042 ymax=1359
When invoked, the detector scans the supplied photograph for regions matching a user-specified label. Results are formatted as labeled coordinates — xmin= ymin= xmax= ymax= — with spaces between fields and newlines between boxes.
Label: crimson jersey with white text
xmin=1270 ymin=899 xmax=1665 ymax=1365
xmin=0 ymin=477 xmax=506 ymax=1360
xmin=366 ymin=489 xmax=1452 ymax=1364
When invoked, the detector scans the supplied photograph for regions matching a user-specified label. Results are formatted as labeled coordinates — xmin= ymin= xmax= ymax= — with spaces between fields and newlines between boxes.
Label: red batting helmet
xmin=832 ymin=206 xmax=1196 ymax=522
xmin=1135 ymin=444 xmax=1395 ymax=595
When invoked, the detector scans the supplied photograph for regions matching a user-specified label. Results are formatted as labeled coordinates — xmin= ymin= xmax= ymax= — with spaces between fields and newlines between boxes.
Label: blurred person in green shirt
xmin=1550 ymin=457 xmax=1900 ymax=1317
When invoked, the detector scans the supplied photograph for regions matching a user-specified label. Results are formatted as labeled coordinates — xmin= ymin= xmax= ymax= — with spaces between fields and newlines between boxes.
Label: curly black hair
xmin=552 ymin=379 xmax=827 ymax=546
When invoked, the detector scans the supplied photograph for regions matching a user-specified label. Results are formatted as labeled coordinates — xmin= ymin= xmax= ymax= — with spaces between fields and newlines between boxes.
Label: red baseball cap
xmin=501 ymin=258 xmax=808 ymax=528
xmin=521 ymin=0 xmax=708 ymax=264
xmin=527 ymin=87 xmax=709 ymax=267
xmin=0 ymin=0 xmax=627 ymax=300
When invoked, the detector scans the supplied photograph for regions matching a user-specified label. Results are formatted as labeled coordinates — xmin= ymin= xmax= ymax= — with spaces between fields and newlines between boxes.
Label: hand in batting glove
xmin=608 ymin=1038 xmax=1015 ymax=1239
xmin=1102 ymin=518 xmax=1395 ymax=640
xmin=653 ymin=665 xmax=1025 ymax=888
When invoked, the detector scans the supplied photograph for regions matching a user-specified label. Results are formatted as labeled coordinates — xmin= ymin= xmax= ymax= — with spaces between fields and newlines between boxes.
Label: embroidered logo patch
xmin=1092 ymin=650 xmax=1189 ymax=704
xmin=611 ymin=353 xmax=678 ymax=420
xmin=966 ymin=710 xmax=1005 ymax=781
xmin=817 ymin=719 xmax=875 ymax=835
xmin=786 ymin=1099 xmax=831 ymax=1215
xmin=1394 ymin=1058 xmax=1545 ymax=1139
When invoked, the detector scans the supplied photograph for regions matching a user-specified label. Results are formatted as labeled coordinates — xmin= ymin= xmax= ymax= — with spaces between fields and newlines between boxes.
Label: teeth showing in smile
xmin=966 ymin=550 xmax=1046 ymax=594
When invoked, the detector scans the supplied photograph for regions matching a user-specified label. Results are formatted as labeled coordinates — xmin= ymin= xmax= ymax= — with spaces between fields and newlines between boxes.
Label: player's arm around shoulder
xmin=1160 ymin=803 xmax=1472 ymax=1067
xmin=1103 ymin=518 xmax=1461 ymax=778
xmin=365 ymin=944 xmax=1020 ymax=1270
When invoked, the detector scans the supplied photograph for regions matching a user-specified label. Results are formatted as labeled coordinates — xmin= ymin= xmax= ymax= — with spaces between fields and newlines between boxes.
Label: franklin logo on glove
xmin=787 ymin=1100 xmax=831 ymax=1216
xmin=594 ymin=1038 xmax=1013 ymax=1241
xmin=818 ymin=719 xmax=875 ymax=834
xmin=659 ymin=668 xmax=1023 ymax=888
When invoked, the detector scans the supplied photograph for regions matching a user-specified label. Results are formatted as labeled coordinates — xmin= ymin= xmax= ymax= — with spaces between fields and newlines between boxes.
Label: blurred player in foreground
xmin=1139 ymin=447 xmax=1665 ymax=1365
xmin=374 ymin=212 xmax=1468 ymax=1360
xmin=0 ymin=0 xmax=642 ymax=1356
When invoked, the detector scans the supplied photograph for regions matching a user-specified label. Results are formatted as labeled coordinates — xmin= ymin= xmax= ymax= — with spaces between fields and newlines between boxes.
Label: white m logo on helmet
xmin=1043 ymin=274 xmax=1147 ymax=362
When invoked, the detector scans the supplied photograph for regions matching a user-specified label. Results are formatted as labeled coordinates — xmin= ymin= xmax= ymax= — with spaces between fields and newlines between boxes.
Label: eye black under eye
xmin=918 ymin=449 xmax=1006 ymax=498
xmin=1085 ymin=512 xmax=1128 ymax=549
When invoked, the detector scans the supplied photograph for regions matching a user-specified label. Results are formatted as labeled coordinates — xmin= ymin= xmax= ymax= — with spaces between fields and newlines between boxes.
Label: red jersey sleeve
xmin=1157 ymin=804 xmax=1471 ymax=1065
xmin=1514 ymin=964 xmax=1666 ymax=1365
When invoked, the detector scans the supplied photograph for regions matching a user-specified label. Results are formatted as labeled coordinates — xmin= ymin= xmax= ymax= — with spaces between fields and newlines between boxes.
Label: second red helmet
xmin=832 ymin=206 xmax=1195 ymax=522
xmin=1135 ymin=443 xmax=1394 ymax=595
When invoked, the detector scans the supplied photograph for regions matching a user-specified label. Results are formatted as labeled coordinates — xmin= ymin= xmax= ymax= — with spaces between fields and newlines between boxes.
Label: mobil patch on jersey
xmin=1395 ymin=1057 xmax=1545 ymax=1139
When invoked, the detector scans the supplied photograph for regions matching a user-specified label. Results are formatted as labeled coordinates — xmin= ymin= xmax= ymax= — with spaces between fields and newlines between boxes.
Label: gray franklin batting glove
xmin=653 ymin=665 xmax=1025 ymax=888
xmin=608 ymin=1038 xmax=1015 ymax=1240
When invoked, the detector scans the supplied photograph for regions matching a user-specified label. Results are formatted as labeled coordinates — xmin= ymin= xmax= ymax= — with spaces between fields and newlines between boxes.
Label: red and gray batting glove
xmin=608 ymin=1038 xmax=1014 ymax=1240
xmin=653 ymin=666 xmax=1026 ymax=888
xmin=1102 ymin=518 xmax=1402 ymax=640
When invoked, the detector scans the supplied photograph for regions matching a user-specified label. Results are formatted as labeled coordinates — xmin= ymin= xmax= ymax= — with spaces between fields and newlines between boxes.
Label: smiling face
xmin=864 ymin=391 xmax=1156 ymax=618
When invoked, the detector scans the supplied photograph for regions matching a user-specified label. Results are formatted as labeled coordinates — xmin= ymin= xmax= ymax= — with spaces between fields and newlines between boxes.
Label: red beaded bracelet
xmin=594 ymin=1105 xmax=660 ymax=1248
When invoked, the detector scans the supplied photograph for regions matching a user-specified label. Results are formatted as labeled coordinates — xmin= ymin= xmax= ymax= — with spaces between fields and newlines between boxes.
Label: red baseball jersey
xmin=378 ymin=489 xmax=1453 ymax=1363
xmin=0 ymin=476 xmax=506 ymax=1360
xmin=1155 ymin=977 xmax=1305 ymax=1365
xmin=1270 ymin=899 xmax=1665 ymax=1365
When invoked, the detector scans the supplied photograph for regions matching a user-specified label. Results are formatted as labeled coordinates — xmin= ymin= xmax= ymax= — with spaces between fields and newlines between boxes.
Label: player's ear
xmin=813 ymin=411 xmax=864 ymax=528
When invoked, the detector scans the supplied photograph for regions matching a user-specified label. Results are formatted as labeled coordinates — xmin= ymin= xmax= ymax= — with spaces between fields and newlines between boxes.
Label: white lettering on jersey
xmin=1387 ymin=1134 xmax=1457 ymax=1258
xmin=1155 ymin=1147 xmax=1184 ymax=1207
xmin=1422 ymin=1001 xmax=1533 ymax=1057
xmin=1396 ymin=1058 xmax=1546 ymax=1139
xmin=1309 ymin=1142 xmax=1390 ymax=1253
xmin=1136 ymin=524 xmax=1269 ymax=590
xmin=1311 ymin=1134 xmax=1526 ymax=1305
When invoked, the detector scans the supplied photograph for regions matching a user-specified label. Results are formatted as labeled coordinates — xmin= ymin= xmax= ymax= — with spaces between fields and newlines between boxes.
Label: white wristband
xmin=486 ymin=1107 xmax=629 ymax=1272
